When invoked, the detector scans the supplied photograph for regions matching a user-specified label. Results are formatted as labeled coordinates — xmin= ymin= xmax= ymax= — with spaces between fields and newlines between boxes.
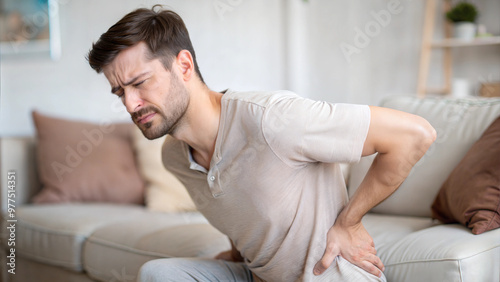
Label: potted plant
xmin=446 ymin=2 xmax=479 ymax=40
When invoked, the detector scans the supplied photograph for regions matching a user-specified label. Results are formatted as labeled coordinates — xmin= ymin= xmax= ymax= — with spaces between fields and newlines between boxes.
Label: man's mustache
xmin=132 ymin=107 xmax=158 ymax=122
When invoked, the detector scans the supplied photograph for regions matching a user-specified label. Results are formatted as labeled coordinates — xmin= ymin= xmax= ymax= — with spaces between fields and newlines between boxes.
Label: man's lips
xmin=137 ymin=113 xmax=156 ymax=124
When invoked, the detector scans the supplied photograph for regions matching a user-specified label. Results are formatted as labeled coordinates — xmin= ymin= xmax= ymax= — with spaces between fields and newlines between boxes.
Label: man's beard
xmin=133 ymin=72 xmax=189 ymax=140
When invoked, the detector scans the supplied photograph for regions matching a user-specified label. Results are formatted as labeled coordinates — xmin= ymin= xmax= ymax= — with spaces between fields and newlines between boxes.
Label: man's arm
xmin=314 ymin=106 xmax=437 ymax=277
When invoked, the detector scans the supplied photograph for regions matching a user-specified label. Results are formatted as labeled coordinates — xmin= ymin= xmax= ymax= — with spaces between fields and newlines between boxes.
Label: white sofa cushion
xmin=83 ymin=213 xmax=230 ymax=282
xmin=363 ymin=214 xmax=500 ymax=282
xmin=349 ymin=96 xmax=500 ymax=217
xmin=10 ymin=204 xmax=148 ymax=271
xmin=362 ymin=214 xmax=435 ymax=246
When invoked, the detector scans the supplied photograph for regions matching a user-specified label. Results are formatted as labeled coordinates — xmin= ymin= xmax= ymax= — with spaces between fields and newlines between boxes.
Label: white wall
xmin=0 ymin=0 xmax=286 ymax=136
xmin=1 ymin=0 xmax=499 ymax=137
xmin=286 ymin=0 xmax=500 ymax=104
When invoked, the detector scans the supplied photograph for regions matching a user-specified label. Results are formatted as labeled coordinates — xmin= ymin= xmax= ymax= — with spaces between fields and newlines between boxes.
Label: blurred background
xmin=1 ymin=0 xmax=499 ymax=136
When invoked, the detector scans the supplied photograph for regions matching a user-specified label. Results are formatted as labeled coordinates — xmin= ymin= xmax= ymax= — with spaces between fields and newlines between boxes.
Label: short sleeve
xmin=262 ymin=96 xmax=370 ymax=166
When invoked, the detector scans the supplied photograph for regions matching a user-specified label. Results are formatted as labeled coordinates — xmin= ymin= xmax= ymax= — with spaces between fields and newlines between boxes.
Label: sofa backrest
xmin=349 ymin=96 xmax=500 ymax=218
xmin=0 ymin=137 xmax=41 ymax=213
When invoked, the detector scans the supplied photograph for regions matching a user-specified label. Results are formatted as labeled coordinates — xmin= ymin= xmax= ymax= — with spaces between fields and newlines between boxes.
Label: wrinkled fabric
xmin=162 ymin=90 xmax=383 ymax=281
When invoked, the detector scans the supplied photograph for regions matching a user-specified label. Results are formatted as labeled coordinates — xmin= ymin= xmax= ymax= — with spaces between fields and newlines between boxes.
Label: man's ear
xmin=176 ymin=50 xmax=194 ymax=81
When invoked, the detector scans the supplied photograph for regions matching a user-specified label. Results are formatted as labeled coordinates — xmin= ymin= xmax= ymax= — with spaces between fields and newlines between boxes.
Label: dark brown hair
xmin=87 ymin=5 xmax=204 ymax=83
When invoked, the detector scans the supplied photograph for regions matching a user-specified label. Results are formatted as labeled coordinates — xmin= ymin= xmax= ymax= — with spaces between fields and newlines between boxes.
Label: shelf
xmin=424 ymin=87 xmax=449 ymax=95
xmin=431 ymin=36 xmax=500 ymax=48
xmin=417 ymin=0 xmax=500 ymax=97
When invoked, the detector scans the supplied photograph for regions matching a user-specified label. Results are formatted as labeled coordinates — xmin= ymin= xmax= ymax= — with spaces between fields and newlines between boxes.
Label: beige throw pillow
xmin=132 ymin=127 xmax=196 ymax=212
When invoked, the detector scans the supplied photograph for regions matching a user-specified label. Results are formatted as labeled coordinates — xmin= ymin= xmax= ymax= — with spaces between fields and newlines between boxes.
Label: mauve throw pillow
xmin=32 ymin=111 xmax=145 ymax=204
xmin=431 ymin=116 xmax=500 ymax=235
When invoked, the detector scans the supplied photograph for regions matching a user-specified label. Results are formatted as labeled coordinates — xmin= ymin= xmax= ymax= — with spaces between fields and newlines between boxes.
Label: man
xmin=88 ymin=6 xmax=436 ymax=282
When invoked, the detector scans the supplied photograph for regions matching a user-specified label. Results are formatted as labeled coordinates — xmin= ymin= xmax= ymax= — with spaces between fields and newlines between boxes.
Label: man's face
xmin=103 ymin=42 xmax=189 ymax=139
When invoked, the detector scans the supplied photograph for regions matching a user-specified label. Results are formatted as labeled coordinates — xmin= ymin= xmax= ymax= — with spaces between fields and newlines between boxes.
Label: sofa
xmin=1 ymin=95 xmax=499 ymax=282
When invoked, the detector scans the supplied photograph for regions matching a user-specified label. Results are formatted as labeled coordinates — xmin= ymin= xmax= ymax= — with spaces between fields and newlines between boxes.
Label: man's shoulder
xmin=161 ymin=135 xmax=187 ymax=169
xmin=223 ymin=89 xmax=299 ymax=108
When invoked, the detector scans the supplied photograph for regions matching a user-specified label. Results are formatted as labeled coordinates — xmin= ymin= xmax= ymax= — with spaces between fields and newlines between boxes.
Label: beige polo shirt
xmin=162 ymin=90 xmax=383 ymax=281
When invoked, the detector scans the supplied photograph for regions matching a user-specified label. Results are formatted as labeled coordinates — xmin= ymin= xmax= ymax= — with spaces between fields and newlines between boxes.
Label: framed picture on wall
xmin=0 ymin=0 xmax=61 ymax=60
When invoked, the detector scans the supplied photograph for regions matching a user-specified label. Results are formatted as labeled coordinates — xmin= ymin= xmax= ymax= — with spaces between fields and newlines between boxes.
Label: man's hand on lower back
xmin=313 ymin=220 xmax=385 ymax=277
xmin=311 ymin=107 xmax=435 ymax=278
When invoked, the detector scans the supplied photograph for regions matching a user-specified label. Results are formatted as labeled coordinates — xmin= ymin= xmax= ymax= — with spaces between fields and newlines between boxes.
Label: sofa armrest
xmin=1 ymin=137 xmax=41 ymax=213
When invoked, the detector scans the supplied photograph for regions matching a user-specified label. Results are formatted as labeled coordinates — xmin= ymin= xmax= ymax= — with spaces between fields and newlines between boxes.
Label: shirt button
xmin=209 ymin=176 xmax=215 ymax=181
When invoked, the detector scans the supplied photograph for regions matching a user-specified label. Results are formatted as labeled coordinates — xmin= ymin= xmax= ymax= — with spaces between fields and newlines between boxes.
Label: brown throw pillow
xmin=32 ymin=111 xmax=145 ymax=204
xmin=431 ymin=116 xmax=500 ymax=234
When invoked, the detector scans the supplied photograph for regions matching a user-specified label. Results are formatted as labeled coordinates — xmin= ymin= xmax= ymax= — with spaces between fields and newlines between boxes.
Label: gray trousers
xmin=137 ymin=258 xmax=255 ymax=282
xmin=137 ymin=257 xmax=386 ymax=282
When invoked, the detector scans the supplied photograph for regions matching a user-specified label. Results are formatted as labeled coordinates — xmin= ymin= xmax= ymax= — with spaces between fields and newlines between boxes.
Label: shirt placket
xmin=207 ymin=164 xmax=224 ymax=197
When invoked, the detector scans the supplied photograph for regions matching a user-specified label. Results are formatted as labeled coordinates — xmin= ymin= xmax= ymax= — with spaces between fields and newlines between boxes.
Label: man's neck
xmin=171 ymin=86 xmax=223 ymax=170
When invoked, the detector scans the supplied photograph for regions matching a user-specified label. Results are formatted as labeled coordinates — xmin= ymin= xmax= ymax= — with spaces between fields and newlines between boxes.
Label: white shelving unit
xmin=431 ymin=36 xmax=500 ymax=48
xmin=417 ymin=0 xmax=500 ymax=97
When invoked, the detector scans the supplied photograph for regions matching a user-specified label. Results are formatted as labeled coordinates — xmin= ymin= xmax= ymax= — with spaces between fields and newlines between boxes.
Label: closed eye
xmin=133 ymin=80 xmax=146 ymax=87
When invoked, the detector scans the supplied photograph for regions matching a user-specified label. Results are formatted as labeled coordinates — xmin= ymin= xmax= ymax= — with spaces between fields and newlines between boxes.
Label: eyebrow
xmin=111 ymin=72 xmax=150 ymax=94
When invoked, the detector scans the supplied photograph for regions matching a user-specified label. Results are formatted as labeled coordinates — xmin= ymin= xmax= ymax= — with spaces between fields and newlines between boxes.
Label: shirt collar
xmin=187 ymin=147 xmax=208 ymax=173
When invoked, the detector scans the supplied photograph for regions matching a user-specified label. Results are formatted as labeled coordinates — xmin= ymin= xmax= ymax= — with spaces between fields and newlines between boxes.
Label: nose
xmin=123 ymin=88 xmax=143 ymax=114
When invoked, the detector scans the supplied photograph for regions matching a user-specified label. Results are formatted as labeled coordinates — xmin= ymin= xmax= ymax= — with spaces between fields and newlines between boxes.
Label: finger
xmin=313 ymin=246 xmax=339 ymax=275
xmin=359 ymin=260 xmax=383 ymax=278
xmin=363 ymin=253 xmax=385 ymax=273
xmin=372 ymin=255 xmax=385 ymax=272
